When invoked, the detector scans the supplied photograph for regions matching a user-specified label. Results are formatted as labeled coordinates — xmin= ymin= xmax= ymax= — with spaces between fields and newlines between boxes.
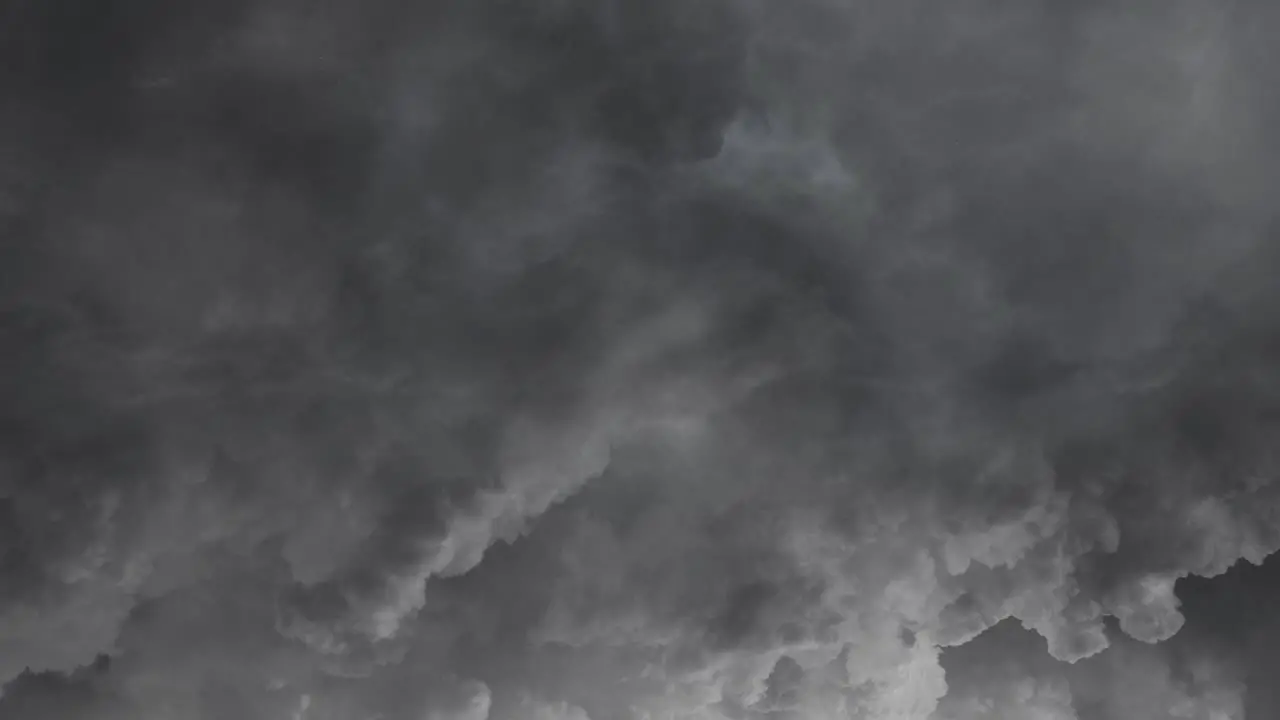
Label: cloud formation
xmin=2 ymin=1 xmax=1280 ymax=719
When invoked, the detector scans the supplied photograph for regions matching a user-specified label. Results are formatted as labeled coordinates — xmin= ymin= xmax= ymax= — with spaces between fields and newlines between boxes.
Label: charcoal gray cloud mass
xmin=2 ymin=1 xmax=1280 ymax=718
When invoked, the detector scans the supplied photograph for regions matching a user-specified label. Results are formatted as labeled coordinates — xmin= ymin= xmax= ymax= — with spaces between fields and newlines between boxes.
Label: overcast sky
xmin=3 ymin=1 xmax=1280 ymax=719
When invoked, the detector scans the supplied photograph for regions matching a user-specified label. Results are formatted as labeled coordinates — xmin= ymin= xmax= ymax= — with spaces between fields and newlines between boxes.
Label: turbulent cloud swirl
xmin=3 ymin=1 xmax=1280 ymax=719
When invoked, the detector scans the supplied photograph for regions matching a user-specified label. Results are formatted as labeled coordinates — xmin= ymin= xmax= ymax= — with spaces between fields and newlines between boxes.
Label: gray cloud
xmin=2 ymin=1 xmax=1280 ymax=719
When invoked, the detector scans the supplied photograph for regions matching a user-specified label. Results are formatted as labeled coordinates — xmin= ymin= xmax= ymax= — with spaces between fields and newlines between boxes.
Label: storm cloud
xmin=3 ymin=1 xmax=1280 ymax=719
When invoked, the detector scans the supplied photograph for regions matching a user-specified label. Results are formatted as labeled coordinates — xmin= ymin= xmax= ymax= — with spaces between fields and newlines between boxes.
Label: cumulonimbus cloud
xmin=2 ymin=1 xmax=1279 ymax=719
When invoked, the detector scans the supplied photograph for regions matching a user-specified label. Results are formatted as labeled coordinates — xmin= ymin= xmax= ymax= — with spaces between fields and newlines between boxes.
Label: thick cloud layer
xmin=3 ymin=1 xmax=1280 ymax=719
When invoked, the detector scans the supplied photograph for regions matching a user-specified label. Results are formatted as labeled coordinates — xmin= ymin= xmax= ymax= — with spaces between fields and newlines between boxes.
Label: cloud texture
xmin=3 ymin=1 xmax=1280 ymax=718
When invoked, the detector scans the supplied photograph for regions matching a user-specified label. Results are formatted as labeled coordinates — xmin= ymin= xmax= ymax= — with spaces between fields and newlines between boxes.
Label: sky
xmin=2 ymin=1 xmax=1280 ymax=719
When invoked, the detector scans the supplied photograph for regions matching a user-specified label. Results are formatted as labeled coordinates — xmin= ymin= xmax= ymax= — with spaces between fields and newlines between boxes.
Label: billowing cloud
xmin=2 ymin=1 xmax=1280 ymax=719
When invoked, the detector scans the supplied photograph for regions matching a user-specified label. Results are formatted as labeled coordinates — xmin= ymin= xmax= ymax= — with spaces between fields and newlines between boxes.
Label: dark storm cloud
xmin=2 ymin=1 xmax=1280 ymax=719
